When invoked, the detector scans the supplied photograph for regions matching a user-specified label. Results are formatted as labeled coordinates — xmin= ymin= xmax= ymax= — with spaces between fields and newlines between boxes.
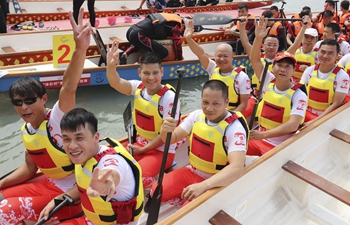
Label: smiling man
xmin=106 ymin=47 xmax=180 ymax=191
xmin=184 ymin=20 xmax=252 ymax=119
xmin=147 ymin=79 xmax=248 ymax=207
xmin=247 ymin=16 xmax=308 ymax=156
xmin=0 ymin=8 xmax=89 ymax=224
xmin=301 ymin=39 xmax=349 ymax=125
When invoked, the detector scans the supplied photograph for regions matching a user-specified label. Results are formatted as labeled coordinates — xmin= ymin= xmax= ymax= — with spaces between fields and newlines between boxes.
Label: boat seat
xmin=57 ymin=7 xmax=65 ymax=12
xmin=329 ymin=129 xmax=350 ymax=144
xmin=209 ymin=210 xmax=242 ymax=225
xmin=22 ymin=9 xmax=28 ymax=13
xmin=121 ymin=6 xmax=129 ymax=10
xmin=164 ymin=161 xmax=178 ymax=174
xmin=109 ymin=37 xmax=128 ymax=44
xmin=282 ymin=160 xmax=350 ymax=206
xmin=2 ymin=46 xmax=16 ymax=53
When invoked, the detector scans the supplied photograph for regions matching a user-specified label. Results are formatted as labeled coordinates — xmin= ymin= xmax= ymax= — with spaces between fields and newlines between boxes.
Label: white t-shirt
xmin=85 ymin=145 xmax=137 ymax=225
xmin=129 ymin=80 xmax=180 ymax=154
xmin=25 ymin=101 xmax=76 ymax=192
xmin=206 ymin=60 xmax=252 ymax=95
xmin=314 ymin=40 xmax=350 ymax=57
xmin=301 ymin=65 xmax=350 ymax=115
xmin=338 ymin=53 xmax=350 ymax=68
xmin=258 ymin=71 xmax=308 ymax=146
xmin=180 ymin=109 xmax=246 ymax=178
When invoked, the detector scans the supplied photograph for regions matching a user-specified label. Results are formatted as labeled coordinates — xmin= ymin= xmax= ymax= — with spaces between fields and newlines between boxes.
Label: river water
xmin=0 ymin=0 xmax=326 ymax=177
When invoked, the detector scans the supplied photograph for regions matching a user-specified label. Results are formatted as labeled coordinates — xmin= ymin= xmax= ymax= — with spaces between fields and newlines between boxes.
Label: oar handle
xmin=249 ymin=61 xmax=271 ymax=130
xmin=146 ymin=68 xmax=185 ymax=225
xmin=35 ymin=194 xmax=74 ymax=225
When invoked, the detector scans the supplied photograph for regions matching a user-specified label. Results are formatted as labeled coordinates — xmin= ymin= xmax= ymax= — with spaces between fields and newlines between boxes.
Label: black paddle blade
xmin=146 ymin=185 xmax=163 ymax=225
xmin=123 ymin=101 xmax=133 ymax=132
xmin=193 ymin=13 xmax=234 ymax=25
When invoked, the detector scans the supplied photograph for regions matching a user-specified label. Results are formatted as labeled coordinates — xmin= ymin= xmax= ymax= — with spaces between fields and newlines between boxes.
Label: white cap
xmin=304 ymin=28 xmax=318 ymax=37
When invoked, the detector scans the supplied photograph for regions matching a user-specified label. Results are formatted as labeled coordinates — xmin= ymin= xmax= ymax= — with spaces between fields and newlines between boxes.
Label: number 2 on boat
xmin=52 ymin=34 xmax=76 ymax=68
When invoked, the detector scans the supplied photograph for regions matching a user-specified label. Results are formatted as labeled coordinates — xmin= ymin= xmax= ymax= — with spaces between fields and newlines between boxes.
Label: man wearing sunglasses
xmin=0 ymin=7 xmax=91 ymax=224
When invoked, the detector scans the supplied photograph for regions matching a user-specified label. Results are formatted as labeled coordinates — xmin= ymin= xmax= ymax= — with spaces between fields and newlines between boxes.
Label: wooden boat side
xmin=157 ymin=103 xmax=350 ymax=224
xmin=6 ymin=1 xmax=275 ymax=23
xmin=0 ymin=30 xmax=234 ymax=66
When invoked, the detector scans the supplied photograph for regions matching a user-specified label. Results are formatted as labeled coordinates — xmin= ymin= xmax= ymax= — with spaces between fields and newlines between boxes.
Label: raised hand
xmin=184 ymin=19 xmax=195 ymax=39
xmin=255 ymin=16 xmax=270 ymax=39
xmin=107 ymin=41 xmax=120 ymax=66
xmin=87 ymin=167 xmax=116 ymax=202
xmin=302 ymin=15 xmax=311 ymax=27
xmin=68 ymin=7 xmax=93 ymax=51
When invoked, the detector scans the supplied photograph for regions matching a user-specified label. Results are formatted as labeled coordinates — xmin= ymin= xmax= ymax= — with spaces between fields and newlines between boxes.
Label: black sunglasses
xmin=11 ymin=97 xmax=38 ymax=106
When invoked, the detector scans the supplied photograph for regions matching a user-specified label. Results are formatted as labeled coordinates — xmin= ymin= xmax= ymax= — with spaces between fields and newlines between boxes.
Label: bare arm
xmin=317 ymin=92 xmax=346 ymax=120
xmin=59 ymin=8 xmax=92 ymax=113
xmin=239 ymin=18 xmax=252 ymax=57
xmin=234 ymin=94 xmax=249 ymax=113
xmin=250 ymin=17 xmax=270 ymax=80
xmin=0 ymin=152 xmax=38 ymax=191
xmin=106 ymin=41 xmax=133 ymax=95
xmin=287 ymin=16 xmax=311 ymax=54
xmin=184 ymin=20 xmax=210 ymax=69
xmin=160 ymin=117 xmax=189 ymax=144
xmin=181 ymin=151 xmax=245 ymax=200
xmin=253 ymin=115 xmax=303 ymax=139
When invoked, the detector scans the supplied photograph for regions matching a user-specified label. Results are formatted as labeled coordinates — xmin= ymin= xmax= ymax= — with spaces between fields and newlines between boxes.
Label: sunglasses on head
xmin=11 ymin=97 xmax=38 ymax=106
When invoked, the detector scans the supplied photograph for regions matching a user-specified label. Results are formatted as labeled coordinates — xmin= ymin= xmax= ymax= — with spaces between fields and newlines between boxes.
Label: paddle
xmin=249 ymin=61 xmax=271 ymax=130
xmin=192 ymin=13 xmax=302 ymax=25
xmin=146 ymin=68 xmax=186 ymax=225
xmin=12 ymin=0 xmax=23 ymax=14
xmin=123 ymin=101 xmax=134 ymax=155
xmin=35 ymin=194 xmax=74 ymax=225
xmin=92 ymin=29 xmax=107 ymax=66
xmin=194 ymin=25 xmax=224 ymax=32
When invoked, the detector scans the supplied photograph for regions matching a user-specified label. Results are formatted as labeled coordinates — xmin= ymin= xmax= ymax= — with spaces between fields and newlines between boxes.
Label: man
xmin=0 ymin=8 xmax=89 ymax=224
xmin=120 ymin=13 xmax=186 ymax=64
xmin=184 ymin=20 xmax=252 ymax=119
xmin=301 ymin=39 xmax=349 ymax=124
xmin=287 ymin=28 xmax=318 ymax=83
xmin=107 ymin=45 xmax=180 ymax=190
xmin=270 ymin=5 xmax=280 ymax=18
xmin=39 ymin=108 xmax=144 ymax=225
xmin=315 ymin=10 xmax=335 ymax=40
xmin=223 ymin=3 xmax=256 ymax=55
xmin=248 ymin=17 xmax=308 ymax=156
xmin=147 ymin=79 xmax=247 ymax=207
xmin=339 ymin=0 xmax=350 ymax=37
xmin=313 ymin=0 xmax=338 ymax=23
xmin=314 ymin=23 xmax=350 ymax=57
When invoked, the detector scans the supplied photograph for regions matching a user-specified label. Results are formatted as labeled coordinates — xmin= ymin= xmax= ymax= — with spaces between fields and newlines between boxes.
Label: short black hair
xmin=325 ymin=22 xmax=340 ymax=33
xmin=60 ymin=108 xmax=98 ymax=135
xmin=341 ymin=0 xmax=349 ymax=10
xmin=326 ymin=0 xmax=335 ymax=8
xmin=323 ymin=9 xmax=334 ymax=18
xmin=140 ymin=52 xmax=162 ymax=69
xmin=302 ymin=6 xmax=311 ymax=11
xmin=202 ymin=80 xmax=228 ymax=100
xmin=269 ymin=5 xmax=278 ymax=11
xmin=262 ymin=10 xmax=273 ymax=18
xmin=238 ymin=3 xmax=248 ymax=10
xmin=319 ymin=39 xmax=340 ymax=54
xmin=9 ymin=77 xmax=46 ymax=100
xmin=263 ymin=34 xmax=279 ymax=44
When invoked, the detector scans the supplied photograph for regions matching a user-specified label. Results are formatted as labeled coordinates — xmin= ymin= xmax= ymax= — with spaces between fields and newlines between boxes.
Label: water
xmin=0 ymin=0 xmax=328 ymax=177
